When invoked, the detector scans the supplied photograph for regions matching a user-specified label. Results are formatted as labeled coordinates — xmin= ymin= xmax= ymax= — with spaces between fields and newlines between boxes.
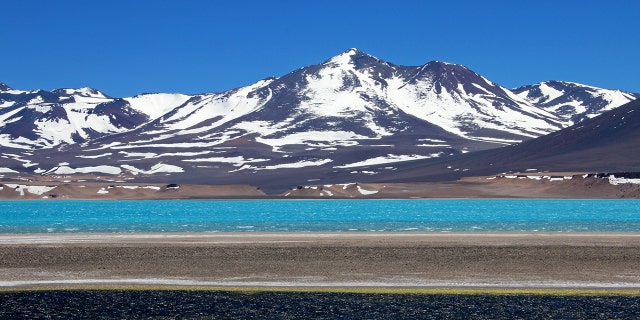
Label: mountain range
xmin=1 ymin=48 xmax=638 ymax=192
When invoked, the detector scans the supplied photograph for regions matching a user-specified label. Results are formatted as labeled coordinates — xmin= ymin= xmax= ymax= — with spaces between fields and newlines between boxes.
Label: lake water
xmin=1 ymin=199 xmax=639 ymax=233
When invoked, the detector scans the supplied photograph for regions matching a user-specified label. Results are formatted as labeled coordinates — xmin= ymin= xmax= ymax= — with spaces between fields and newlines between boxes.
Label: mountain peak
xmin=423 ymin=60 xmax=467 ymax=70
xmin=325 ymin=48 xmax=380 ymax=66
xmin=0 ymin=82 xmax=12 ymax=91
xmin=344 ymin=47 xmax=361 ymax=55
xmin=52 ymin=87 xmax=109 ymax=98
xmin=340 ymin=47 xmax=365 ymax=57
xmin=416 ymin=60 xmax=481 ymax=82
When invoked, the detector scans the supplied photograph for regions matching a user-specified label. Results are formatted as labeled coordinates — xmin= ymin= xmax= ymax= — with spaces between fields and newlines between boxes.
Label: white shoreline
xmin=3 ymin=278 xmax=640 ymax=289
xmin=2 ymin=232 xmax=640 ymax=245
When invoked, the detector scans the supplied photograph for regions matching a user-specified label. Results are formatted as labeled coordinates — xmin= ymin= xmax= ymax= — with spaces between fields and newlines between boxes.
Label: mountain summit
xmin=0 ymin=49 xmax=638 ymax=191
xmin=324 ymin=48 xmax=389 ymax=67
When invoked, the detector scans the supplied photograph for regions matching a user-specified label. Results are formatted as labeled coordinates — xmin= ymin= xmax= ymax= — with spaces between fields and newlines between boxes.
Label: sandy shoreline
xmin=2 ymin=232 xmax=640 ymax=290
xmin=3 ymin=174 xmax=640 ymax=199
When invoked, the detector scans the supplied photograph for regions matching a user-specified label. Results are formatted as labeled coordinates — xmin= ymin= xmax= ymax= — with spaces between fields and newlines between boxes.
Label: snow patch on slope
xmin=182 ymin=156 xmax=269 ymax=166
xmin=233 ymin=159 xmax=332 ymax=171
xmin=161 ymin=79 xmax=274 ymax=132
xmin=121 ymin=163 xmax=184 ymax=175
xmin=256 ymin=131 xmax=369 ymax=152
xmin=52 ymin=165 xmax=122 ymax=175
xmin=335 ymin=154 xmax=443 ymax=168
xmin=609 ymin=175 xmax=640 ymax=185
xmin=125 ymin=93 xmax=191 ymax=119
xmin=357 ymin=185 xmax=379 ymax=195
xmin=5 ymin=184 xmax=57 ymax=196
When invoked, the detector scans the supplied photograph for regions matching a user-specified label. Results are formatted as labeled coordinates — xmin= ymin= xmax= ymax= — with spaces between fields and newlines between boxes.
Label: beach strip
xmin=2 ymin=232 xmax=640 ymax=290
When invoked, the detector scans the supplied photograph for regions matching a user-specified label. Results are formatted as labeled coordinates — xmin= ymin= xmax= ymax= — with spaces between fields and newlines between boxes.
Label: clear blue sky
xmin=2 ymin=0 xmax=639 ymax=97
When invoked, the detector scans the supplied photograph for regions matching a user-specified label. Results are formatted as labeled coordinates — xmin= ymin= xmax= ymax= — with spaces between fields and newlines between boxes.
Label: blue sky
xmin=2 ymin=0 xmax=638 ymax=97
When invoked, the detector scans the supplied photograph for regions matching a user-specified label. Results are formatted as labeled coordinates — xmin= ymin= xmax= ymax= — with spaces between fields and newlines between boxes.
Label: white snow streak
xmin=125 ymin=93 xmax=191 ymax=119
xmin=357 ymin=185 xmax=379 ymax=195
xmin=256 ymin=131 xmax=367 ymax=152
xmin=335 ymin=154 xmax=442 ymax=168
xmin=53 ymin=165 xmax=122 ymax=175
xmin=609 ymin=175 xmax=640 ymax=185
xmin=233 ymin=159 xmax=332 ymax=171
xmin=121 ymin=163 xmax=184 ymax=175
xmin=4 ymin=184 xmax=56 ymax=196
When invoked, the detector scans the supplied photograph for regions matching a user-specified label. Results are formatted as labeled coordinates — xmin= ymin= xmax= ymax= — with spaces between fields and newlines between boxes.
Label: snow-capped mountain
xmin=513 ymin=81 xmax=639 ymax=124
xmin=378 ymin=97 xmax=640 ymax=184
xmin=0 ymin=85 xmax=192 ymax=148
xmin=0 ymin=49 xmax=638 ymax=191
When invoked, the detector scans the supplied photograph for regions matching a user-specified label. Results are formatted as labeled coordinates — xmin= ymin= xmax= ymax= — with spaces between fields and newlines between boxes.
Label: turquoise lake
xmin=1 ymin=199 xmax=639 ymax=233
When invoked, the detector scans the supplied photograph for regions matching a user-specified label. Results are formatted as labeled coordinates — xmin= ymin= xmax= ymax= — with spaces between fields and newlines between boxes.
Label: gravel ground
xmin=1 ymin=232 xmax=640 ymax=288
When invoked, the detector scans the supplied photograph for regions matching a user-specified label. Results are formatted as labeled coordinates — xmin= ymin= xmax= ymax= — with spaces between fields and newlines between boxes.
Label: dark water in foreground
xmin=1 ymin=290 xmax=639 ymax=319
